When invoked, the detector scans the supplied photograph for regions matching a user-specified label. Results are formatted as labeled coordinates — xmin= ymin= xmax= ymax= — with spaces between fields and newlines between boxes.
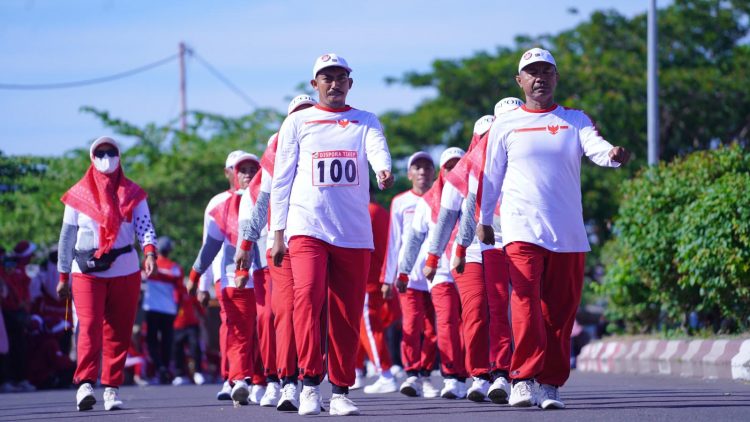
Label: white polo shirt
xmin=478 ymin=104 xmax=620 ymax=252
xmin=270 ymin=104 xmax=391 ymax=249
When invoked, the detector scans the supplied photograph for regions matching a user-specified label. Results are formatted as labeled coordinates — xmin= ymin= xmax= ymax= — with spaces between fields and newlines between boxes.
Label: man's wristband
xmin=189 ymin=269 xmax=201 ymax=284
xmin=398 ymin=273 xmax=409 ymax=283
xmin=425 ymin=253 xmax=440 ymax=268
xmin=235 ymin=268 xmax=250 ymax=278
xmin=455 ymin=245 xmax=467 ymax=258
xmin=240 ymin=239 xmax=254 ymax=252
xmin=59 ymin=273 xmax=70 ymax=284
xmin=144 ymin=244 xmax=156 ymax=256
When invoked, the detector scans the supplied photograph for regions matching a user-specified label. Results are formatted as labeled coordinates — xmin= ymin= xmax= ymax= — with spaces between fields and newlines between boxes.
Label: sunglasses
xmin=93 ymin=149 xmax=119 ymax=158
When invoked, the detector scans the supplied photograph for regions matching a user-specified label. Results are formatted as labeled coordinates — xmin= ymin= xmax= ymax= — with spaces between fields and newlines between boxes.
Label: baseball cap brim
xmin=407 ymin=151 xmax=433 ymax=169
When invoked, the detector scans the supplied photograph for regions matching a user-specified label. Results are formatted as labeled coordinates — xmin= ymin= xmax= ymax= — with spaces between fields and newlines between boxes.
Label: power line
xmin=0 ymin=53 xmax=179 ymax=90
xmin=190 ymin=51 xmax=258 ymax=109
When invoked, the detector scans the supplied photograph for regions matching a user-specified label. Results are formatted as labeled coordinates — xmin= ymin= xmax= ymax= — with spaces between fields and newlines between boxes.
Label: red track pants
xmin=430 ymin=282 xmax=467 ymax=378
xmin=398 ymin=288 xmax=437 ymax=375
xmin=254 ymin=268 xmax=276 ymax=380
xmin=214 ymin=282 xmax=229 ymax=380
xmin=221 ymin=287 xmax=257 ymax=382
xmin=504 ymin=242 xmax=584 ymax=386
xmin=482 ymin=248 xmax=512 ymax=374
xmin=358 ymin=290 xmax=394 ymax=373
xmin=72 ymin=271 xmax=140 ymax=387
xmin=288 ymin=236 xmax=370 ymax=387
xmin=452 ymin=263 xmax=490 ymax=377
xmin=266 ymin=250 xmax=297 ymax=380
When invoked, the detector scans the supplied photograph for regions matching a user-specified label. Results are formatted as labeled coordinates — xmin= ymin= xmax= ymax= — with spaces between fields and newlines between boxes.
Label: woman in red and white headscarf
xmin=56 ymin=136 xmax=157 ymax=412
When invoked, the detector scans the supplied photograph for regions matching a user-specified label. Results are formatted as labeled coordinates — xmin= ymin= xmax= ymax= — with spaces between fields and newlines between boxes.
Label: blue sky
xmin=0 ymin=0 xmax=655 ymax=156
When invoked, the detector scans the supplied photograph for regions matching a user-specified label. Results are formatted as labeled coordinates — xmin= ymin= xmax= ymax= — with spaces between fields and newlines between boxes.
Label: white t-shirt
xmin=198 ymin=191 xmax=229 ymax=293
xmin=270 ymin=105 xmax=391 ymax=249
xmin=438 ymin=183 xmax=487 ymax=264
xmin=202 ymin=191 xmax=256 ymax=290
xmin=63 ymin=199 xmax=156 ymax=278
xmin=238 ymin=188 xmax=268 ymax=264
xmin=381 ymin=190 xmax=429 ymax=291
xmin=479 ymin=104 xmax=620 ymax=252
xmin=411 ymin=199 xmax=454 ymax=290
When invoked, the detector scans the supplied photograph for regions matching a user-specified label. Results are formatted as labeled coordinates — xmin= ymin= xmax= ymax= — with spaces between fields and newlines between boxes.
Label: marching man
xmin=471 ymin=48 xmax=630 ymax=409
xmin=270 ymin=53 xmax=393 ymax=416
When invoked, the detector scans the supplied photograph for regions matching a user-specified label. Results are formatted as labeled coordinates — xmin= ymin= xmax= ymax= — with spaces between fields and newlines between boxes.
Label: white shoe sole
xmin=298 ymin=407 xmax=321 ymax=416
xmin=509 ymin=397 xmax=534 ymax=407
xmin=541 ymin=399 xmax=565 ymax=409
xmin=77 ymin=395 xmax=96 ymax=411
xmin=260 ymin=398 xmax=278 ymax=407
xmin=330 ymin=407 xmax=361 ymax=416
xmin=104 ymin=402 xmax=123 ymax=411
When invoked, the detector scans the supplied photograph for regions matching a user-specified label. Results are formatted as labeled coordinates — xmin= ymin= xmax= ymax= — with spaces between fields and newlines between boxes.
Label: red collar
xmin=521 ymin=104 xmax=558 ymax=113
xmin=315 ymin=104 xmax=352 ymax=113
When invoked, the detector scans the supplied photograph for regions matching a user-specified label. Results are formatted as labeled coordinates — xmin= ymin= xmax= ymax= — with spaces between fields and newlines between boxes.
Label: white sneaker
xmin=488 ymin=376 xmax=511 ymax=404
xmin=260 ymin=381 xmax=281 ymax=407
xmin=422 ymin=377 xmax=440 ymax=398
xmin=231 ymin=380 xmax=250 ymax=406
xmin=351 ymin=368 xmax=365 ymax=390
xmin=76 ymin=383 xmax=96 ymax=411
xmin=364 ymin=375 xmax=398 ymax=394
xmin=329 ymin=393 xmax=360 ymax=416
xmin=399 ymin=376 xmax=422 ymax=397
xmin=441 ymin=378 xmax=466 ymax=399
xmin=390 ymin=364 xmax=405 ymax=379
xmin=250 ymin=384 xmax=265 ymax=404
xmin=103 ymin=387 xmax=123 ymax=411
xmin=277 ymin=382 xmax=299 ymax=411
xmin=537 ymin=383 xmax=565 ymax=410
xmin=298 ymin=385 xmax=322 ymax=416
xmin=216 ymin=380 xmax=232 ymax=400
xmin=172 ymin=376 xmax=191 ymax=386
xmin=509 ymin=380 xmax=536 ymax=407
xmin=365 ymin=361 xmax=378 ymax=378
xmin=193 ymin=372 xmax=206 ymax=385
xmin=467 ymin=377 xmax=490 ymax=402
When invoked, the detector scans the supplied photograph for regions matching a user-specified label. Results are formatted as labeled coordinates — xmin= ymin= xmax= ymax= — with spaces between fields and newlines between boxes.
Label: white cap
xmin=439 ymin=147 xmax=465 ymax=168
xmin=473 ymin=115 xmax=495 ymax=135
xmin=225 ymin=150 xmax=245 ymax=169
xmin=89 ymin=136 xmax=119 ymax=158
xmin=312 ymin=53 xmax=352 ymax=79
xmin=287 ymin=94 xmax=317 ymax=115
xmin=494 ymin=97 xmax=524 ymax=116
xmin=518 ymin=47 xmax=556 ymax=73
xmin=230 ymin=152 xmax=260 ymax=169
xmin=407 ymin=151 xmax=433 ymax=169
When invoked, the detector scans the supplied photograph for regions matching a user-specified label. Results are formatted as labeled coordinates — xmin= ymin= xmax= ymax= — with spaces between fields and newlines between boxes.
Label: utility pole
xmin=179 ymin=42 xmax=187 ymax=132
xmin=648 ymin=0 xmax=659 ymax=165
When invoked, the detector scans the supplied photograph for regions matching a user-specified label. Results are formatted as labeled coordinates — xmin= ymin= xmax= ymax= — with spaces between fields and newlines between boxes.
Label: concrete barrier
xmin=578 ymin=338 xmax=750 ymax=381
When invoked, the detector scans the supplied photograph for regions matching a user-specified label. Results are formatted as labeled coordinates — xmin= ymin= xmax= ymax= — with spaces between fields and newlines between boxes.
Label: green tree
xmin=598 ymin=145 xmax=750 ymax=334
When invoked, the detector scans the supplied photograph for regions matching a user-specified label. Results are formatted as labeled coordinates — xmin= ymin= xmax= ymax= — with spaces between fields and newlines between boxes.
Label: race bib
xmin=312 ymin=150 xmax=359 ymax=187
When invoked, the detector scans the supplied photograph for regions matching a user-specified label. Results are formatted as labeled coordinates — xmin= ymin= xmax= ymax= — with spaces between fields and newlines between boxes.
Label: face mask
xmin=93 ymin=155 xmax=120 ymax=174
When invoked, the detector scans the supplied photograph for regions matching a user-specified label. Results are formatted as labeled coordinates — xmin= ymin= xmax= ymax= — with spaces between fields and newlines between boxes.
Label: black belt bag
xmin=75 ymin=245 xmax=133 ymax=274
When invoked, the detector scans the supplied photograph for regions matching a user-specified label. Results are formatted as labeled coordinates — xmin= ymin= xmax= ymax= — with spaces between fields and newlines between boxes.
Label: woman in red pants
xmin=56 ymin=136 xmax=157 ymax=412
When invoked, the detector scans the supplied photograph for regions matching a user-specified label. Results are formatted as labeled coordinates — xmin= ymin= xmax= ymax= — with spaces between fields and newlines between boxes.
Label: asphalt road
xmin=1 ymin=371 xmax=749 ymax=421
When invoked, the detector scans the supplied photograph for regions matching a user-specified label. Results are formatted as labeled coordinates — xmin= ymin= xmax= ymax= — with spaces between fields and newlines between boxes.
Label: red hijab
xmin=61 ymin=141 xmax=146 ymax=258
